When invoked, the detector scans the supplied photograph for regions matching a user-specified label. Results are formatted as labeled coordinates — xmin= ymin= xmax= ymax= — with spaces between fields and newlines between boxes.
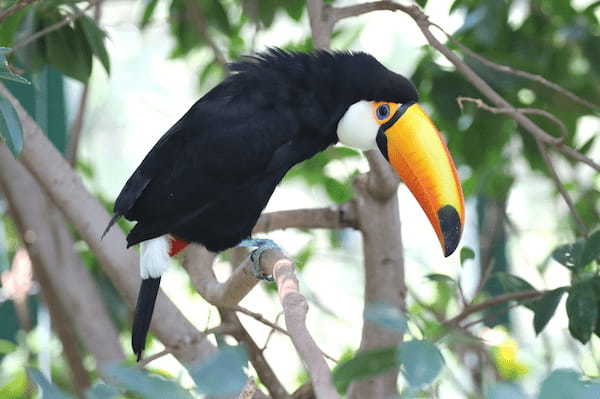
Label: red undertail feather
xmin=169 ymin=238 xmax=189 ymax=257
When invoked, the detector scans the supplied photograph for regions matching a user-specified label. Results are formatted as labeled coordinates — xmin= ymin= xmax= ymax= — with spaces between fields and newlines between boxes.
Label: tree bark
xmin=0 ymin=83 xmax=217 ymax=366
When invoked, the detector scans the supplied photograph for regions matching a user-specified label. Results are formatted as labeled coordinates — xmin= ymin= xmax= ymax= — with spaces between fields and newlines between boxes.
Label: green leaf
xmin=566 ymin=280 xmax=597 ymax=344
xmin=0 ymin=369 xmax=27 ymax=398
xmin=532 ymin=288 xmax=566 ymax=335
xmin=552 ymin=240 xmax=585 ymax=269
xmin=485 ymin=382 xmax=527 ymax=399
xmin=324 ymin=177 xmax=352 ymax=203
xmin=0 ymin=95 xmax=23 ymax=156
xmin=581 ymin=230 xmax=600 ymax=267
xmin=140 ymin=0 xmax=159 ymax=28
xmin=78 ymin=15 xmax=111 ymax=75
xmin=398 ymin=340 xmax=444 ymax=388
xmin=332 ymin=346 xmax=398 ymax=394
xmin=426 ymin=273 xmax=456 ymax=285
xmin=460 ymin=246 xmax=475 ymax=266
xmin=364 ymin=303 xmax=407 ymax=334
xmin=85 ymin=383 xmax=120 ymax=399
xmin=494 ymin=273 xmax=537 ymax=310
xmin=0 ymin=338 xmax=15 ymax=354
xmin=0 ymin=219 xmax=10 ymax=273
xmin=189 ymin=345 xmax=248 ymax=397
xmin=105 ymin=365 xmax=194 ymax=399
xmin=28 ymin=369 xmax=73 ymax=399
xmin=285 ymin=1 xmax=304 ymax=21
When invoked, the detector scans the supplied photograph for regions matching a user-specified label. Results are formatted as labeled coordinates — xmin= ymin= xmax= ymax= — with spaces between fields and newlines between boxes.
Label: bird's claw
xmin=238 ymin=239 xmax=279 ymax=282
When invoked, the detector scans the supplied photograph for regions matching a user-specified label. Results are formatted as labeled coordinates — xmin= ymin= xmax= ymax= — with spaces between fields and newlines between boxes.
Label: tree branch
xmin=10 ymin=0 xmax=100 ymax=53
xmin=0 ymin=82 xmax=217 ymax=366
xmin=253 ymin=204 xmax=357 ymax=234
xmin=443 ymin=290 xmax=542 ymax=328
xmin=457 ymin=96 xmax=588 ymax=235
xmin=0 ymin=0 xmax=38 ymax=24
xmin=262 ymin=250 xmax=340 ymax=399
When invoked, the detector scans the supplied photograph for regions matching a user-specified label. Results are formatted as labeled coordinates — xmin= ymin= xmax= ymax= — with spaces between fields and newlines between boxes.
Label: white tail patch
xmin=140 ymin=236 xmax=170 ymax=279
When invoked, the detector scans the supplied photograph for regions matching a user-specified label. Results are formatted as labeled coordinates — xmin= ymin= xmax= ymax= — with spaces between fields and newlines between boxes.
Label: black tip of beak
xmin=437 ymin=205 xmax=462 ymax=257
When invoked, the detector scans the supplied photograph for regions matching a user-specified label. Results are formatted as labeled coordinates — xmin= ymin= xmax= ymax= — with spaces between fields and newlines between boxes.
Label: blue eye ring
xmin=376 ymin=104 xmax=390 ymax=120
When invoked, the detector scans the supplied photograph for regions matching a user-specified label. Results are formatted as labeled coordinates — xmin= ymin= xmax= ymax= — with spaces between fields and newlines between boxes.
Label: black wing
xmin=111 ymin=82 xmax=301 ymax=247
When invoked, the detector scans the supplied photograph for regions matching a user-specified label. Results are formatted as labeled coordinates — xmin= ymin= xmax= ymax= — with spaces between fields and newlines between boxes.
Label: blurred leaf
xmin=538 ymin=369 xmax=587 ymax=399
xmin=324 ymin=176 xmax=352 ymax=203
xmin=399 ymin=340 xmax=444 ymax=388
xmin=485 ymin=382 xmax=528 ymax=399
xmin=140 ymin=0 xmax=159 ymax=28
xmin=460 ymin=246 xmax=475 ymax=266
xmin=578 ymin=135 xmax=596 ymax=155
xmin=0 ymin=95 xmax=24 ymax=155
xmin=294 ymin=240 xmax=314 ymax=271
xmin=364 ymin=303 xmax=407 ymax=334
xmin=552 ymin=240 xmax=585 ymax=269
xmin=0 ymin=219 xmax=10 ymax=273
xmin=105 ymin=365 xmax=194 ymax=399
xmin=85 ymin=383 xmax=120 ymax=399
xmin=581 ymin=229 xmax=600 ymax=266
xmin=285 ymin=1 xmax=304 ymax=21
xmin=0 ymin=48 xmax=30 ymax=84
xmin=189 ymin=345 xmax=248 ymax=396
xmin=332 ymin=346 xmax=398 ymax=394
xmin=426 ymin=273 xmax=456 ymax=285
xmin=28 ymin=369 xmax=73 ymax=399
xmin=532 ymin=288 xmax=566 ymax=335
xmin=78 ymin=15 xmax=110 ymax=74
xmin=0 ymin=369 xmax=27 ymax=398
xmin=566 ymin=280 xmax=597 ymax=344
xmin=0 ymin=338 xmax=16 ymax=353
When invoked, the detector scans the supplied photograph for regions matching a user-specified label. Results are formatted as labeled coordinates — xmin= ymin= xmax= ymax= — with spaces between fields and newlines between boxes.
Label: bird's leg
xmin=237 ymin=238 xmax=280 ymax=282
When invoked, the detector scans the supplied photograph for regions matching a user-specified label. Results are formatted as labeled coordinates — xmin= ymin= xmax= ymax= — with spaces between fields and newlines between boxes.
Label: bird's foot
xmin=238 ymin=238 xmax=280 ymax=282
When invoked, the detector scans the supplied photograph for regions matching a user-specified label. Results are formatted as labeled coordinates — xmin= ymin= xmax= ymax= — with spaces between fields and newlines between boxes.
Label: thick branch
xmin=253 ymin=205 xmax=357 ymax=234
xmin=0 ymin=146 xmax=125 ymax=367
xmin=307 ymin=0 xmax=333 ymax=49
xmin=0 ymin=83 xmax=216 ymax=366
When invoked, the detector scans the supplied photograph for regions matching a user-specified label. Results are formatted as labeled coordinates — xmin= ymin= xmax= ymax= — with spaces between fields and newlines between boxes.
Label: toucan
xmin=103 ymin=49 xmax=465 ymax=361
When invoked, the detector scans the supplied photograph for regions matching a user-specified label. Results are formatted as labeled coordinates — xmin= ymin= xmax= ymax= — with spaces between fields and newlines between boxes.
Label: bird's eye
xmin=376 ymin=104 xmax=390 ymax=120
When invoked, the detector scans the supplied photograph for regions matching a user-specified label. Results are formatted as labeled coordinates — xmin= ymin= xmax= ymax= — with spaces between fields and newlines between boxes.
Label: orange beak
xmin=376 ymin=103 xmax=464 ymax=256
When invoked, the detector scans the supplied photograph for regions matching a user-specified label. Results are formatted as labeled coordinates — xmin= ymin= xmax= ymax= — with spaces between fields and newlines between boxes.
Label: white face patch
xmin=140 ymin=235 xmax=170 ymax=279
xmin=336 ymin=100 xmax=379 ymax=150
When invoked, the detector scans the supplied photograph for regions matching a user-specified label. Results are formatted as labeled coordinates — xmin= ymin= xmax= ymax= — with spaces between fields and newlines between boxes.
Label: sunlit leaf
xmin=532 ymin=288 xmax=566 ymax=335
xmin=28 ymin=369 xmax=73 ymax=399
xmin=332 ymin=346 xmax=398 ymax=394
xmin=105 ymin=365 xmax=194 ymax=399
xmin=324 ymin=176 xmax=352 ymax=203
xmin=189 ymin=345 xmax=248 ymax=397
xmin=364 ymin=303 xmax=407 ymax=333
xmin=566 ymin=280 xmax=597 ymax=344
xmin=0 ymin=95 xmax=23 ymax=155
xmin=398 ymin=340 xmax=444 ymax=388
xmin=426 ymin=273 xmax=456 ymax=285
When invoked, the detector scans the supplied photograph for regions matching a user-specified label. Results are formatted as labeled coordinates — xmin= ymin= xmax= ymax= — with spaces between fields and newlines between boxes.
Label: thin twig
xmin=261 ymin=312 xmax=284 ymax=351
xmin=138 ymin=349 xmax=171 ymax=368
xmin=457 ymin=96 xmax=588 ymax=235
xmin=11 ymin=0 xmax=100 ymax=53
xmin=0 ymin=0 xmax=38 ymax=24
xmin=443 ymin=290 xmax=542 ymax=327
xmin=535 ymin=139 xmax=589 ymax=236
xmin=457 ymin=96 xmax=567 ymax=143
xmin=183 ymin=0 xmax=229 ymax=73
xmin=455 ymin=42 xmax=600 ymax=111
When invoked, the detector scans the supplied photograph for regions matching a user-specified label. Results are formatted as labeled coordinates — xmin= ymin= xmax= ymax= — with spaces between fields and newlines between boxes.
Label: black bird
xmin=104 ymin=49 xmax=465 ymax=361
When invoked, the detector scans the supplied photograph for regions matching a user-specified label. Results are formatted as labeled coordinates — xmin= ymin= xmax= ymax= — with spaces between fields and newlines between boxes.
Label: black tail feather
xmin=132 ymin=277 xmax=161 ymax=362
xmin=101 ymin=214 xmax=121 ymax=240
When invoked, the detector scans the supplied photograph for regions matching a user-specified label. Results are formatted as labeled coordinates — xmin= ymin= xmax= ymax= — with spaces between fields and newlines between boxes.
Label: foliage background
xmin=0 ymin=0 xmax=599 ymax=398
